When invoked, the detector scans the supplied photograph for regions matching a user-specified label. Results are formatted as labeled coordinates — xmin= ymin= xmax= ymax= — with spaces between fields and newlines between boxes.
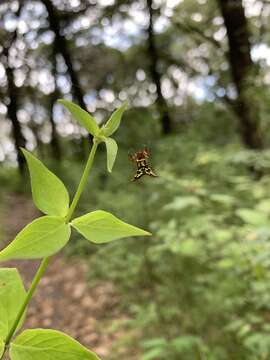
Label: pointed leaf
xmin=58 ymin=99 xmax=99 ymax=136
xmin=22 ymin=149 xmax=69 ymax=217
xmin=0 ymin=216 xmax=71 ymax=261
xmin=105 ymin=137 xmax=118 ymax=172
xmin=71 ymin=210 xmax=151 ymax=244
xmin=102 ymin=101 xmax=128 ymax=137
xmin=10 ymin=329 xmax=101 ymax=360
xmin=236 ymin=208 xmax=268 ymax=226
xmin=0 ymin=269 xmax=26 ymax=340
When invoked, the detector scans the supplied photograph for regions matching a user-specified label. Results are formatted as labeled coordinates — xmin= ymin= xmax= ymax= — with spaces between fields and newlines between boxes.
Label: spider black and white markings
xmin=129 ymin=148 xmax=158 ymax=181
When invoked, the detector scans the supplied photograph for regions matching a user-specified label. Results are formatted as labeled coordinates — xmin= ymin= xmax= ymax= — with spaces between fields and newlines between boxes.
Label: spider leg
xmin=145 ymin=166 xmax=158 ymax=177
xmin=131 ymin=169 xmax=144 ymax=181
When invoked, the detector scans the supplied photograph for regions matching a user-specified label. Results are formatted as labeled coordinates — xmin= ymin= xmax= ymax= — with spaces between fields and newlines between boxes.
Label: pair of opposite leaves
xmin=0 ymin=151 xmax=150 ymax=262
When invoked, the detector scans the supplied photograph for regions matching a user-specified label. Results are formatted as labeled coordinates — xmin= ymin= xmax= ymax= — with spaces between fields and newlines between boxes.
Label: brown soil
xmin=0 ymin=193 xmax=128 ymax=359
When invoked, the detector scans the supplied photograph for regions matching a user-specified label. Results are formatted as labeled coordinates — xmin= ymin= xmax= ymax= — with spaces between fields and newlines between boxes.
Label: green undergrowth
xmin=64 ymin=130 xmax=270 ymax=359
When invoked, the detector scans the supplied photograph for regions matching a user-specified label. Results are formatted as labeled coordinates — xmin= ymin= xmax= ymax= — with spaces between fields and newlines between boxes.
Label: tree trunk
xmin=5 ymin=60 xmax=26 ymax=173
xmin=1 ymin=4 xmax=26 ymax=174
xmin=48 ymin=93 xmax=62 ymax=160
xmin=48 ymin=47 xmax=62 ymax=161
xmin=218 ymin=0 xmax=264 ymax=149
xmin=41 ymin=0 xmax=92 ymax=147
xmin=41 ymin=0 xmax=86 ymax=110
xmin=29 ymin=120 xmax=44 ymax=158
xmin=146 ymin=0 xmax=172 ymax=134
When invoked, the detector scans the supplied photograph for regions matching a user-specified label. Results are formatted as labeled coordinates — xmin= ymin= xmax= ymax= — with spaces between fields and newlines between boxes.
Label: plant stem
xmin=66 ymin=139 xmax=98 ymax=222
xmin=4 ymin=257 xmax=50 ymax=346
xmin=0 ymin=347 xmax=7 ymax=360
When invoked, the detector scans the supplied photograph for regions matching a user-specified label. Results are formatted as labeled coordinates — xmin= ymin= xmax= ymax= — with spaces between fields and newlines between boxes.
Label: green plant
xmin=0 ymin=99 xmax=151 ymax=360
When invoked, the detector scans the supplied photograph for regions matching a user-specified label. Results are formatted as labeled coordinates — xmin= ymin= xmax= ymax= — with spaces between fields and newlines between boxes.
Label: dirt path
xmin=0 ymin=193 xmax=126 ymax=359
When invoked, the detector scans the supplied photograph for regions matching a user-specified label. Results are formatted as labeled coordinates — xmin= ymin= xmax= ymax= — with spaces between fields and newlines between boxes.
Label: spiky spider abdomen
xmin=129 ymin=148 xmax=158 ymax=181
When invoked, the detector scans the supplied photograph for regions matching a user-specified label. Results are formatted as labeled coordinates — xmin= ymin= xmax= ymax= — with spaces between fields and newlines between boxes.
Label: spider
xmin=129 ymin=148 xmax=158 ymax=181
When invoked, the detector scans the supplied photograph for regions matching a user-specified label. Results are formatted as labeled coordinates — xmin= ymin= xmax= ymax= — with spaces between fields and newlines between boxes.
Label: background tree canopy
xmin=1 ymin=0 xmax=270 ymax=359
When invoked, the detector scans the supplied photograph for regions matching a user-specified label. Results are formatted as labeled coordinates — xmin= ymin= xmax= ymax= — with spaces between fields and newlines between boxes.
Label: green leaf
xmin=105 ymin=137 xmax=118 ymax=172
xmin=71 ymin=210 xmax=151 ymax=244
xmin=0 ymin=268 xmax=26 ymax=340
xmin=58 ymin=99 xmax=99 ymax=136
xmin=171 ymin=335 xmax=202 ymax=352
xmin=0 ymin=216 xmax=71 ymax=261
xmin=10 ymin=329 xmax=101 ymax=360
xmin=164 ymin=196 xmax=201 ymax=211
xmin=102 ymin=101 xmax=128 ymax=137
xmin=142 ymin=348 xmax=166 ymax=360
xmin=22 ymin=149 xmax=69 ymax=217
xmin=236 ymin=209 xmax=268 ymax=226
xmin=0 ymin=339 xmax=4 ymax=358
xmin=210 ymin=194 xmax=235 ymax=206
